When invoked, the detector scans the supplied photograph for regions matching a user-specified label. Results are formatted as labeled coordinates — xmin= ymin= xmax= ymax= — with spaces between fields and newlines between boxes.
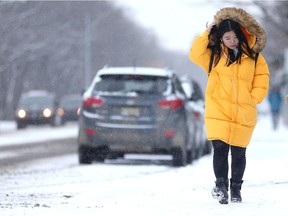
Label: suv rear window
xmin=93 ymin=75 xmax=168 ymax=94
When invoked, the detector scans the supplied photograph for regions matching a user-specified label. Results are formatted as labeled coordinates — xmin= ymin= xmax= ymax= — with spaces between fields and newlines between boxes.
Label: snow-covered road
xmin=0 ymin=116 xmax=287 ymax=216
xmin=0 ymin=122 xmax=78 ymax=146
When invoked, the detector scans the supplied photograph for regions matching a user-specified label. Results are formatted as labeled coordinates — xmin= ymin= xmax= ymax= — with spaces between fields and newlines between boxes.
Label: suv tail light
xmin=193 ymin=111 xmax=201 ymax=120
xmin=85 ymin=128 xmax=96 ymax=135
xmin=163 ymin=130 xmax=175 ymax=137
xmin=83 ymin=97 xmax=104 ymax=108
xmin=158 ymin=98 xmax=183 ymax=110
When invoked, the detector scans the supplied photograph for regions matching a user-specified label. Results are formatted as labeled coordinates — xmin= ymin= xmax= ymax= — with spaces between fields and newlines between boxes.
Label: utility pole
xmin=84 ymin=13 xmax=91 ymax=89
xmin=83 ymin=11 xmax=115 ymax=89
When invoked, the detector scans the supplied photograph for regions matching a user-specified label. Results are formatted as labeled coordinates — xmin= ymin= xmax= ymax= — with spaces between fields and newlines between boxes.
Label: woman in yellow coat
xmin=189 ymin=7 xmax=269 ymax=204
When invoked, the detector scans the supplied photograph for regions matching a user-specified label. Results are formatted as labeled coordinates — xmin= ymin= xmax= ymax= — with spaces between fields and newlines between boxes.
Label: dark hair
xmin=208 ymin=19 xmax=256 ymax=67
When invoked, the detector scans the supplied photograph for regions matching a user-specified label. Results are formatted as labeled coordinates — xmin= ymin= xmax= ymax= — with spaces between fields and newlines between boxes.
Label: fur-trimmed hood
xmin=212 ymin=7 xmax=266 ymax=53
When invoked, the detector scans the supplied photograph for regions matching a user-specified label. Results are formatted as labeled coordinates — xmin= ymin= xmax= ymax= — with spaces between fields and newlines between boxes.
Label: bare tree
xmin=254 ymin=1 xmax=288 ymax=73
xmin=0 ymin=1 xmax=175 ymax=119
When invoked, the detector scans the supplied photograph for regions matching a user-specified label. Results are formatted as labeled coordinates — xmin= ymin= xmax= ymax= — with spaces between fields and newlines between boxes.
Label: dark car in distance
xmin=15 ymin=90 xmax=57 ymax=129
xmin=77 ymin=67 xmax=199 ymax=167
xmin=57 ymin=94 xmax=82 ymax=124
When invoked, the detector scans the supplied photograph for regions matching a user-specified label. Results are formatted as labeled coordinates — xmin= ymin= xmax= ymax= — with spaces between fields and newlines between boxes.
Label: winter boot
xmin=211 ymin=178 xmax=229 ymax=204
xmin=230 ymin=179 xmax=243 ymax=203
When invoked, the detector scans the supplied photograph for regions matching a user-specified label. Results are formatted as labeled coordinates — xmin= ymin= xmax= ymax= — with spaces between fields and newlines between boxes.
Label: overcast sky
xmin=115 ymin=0 xmax=262 ymax=53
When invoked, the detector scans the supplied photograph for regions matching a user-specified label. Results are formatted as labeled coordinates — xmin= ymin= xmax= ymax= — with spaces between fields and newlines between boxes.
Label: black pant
xmin=212 ymin=140 xmax=246 ymax=182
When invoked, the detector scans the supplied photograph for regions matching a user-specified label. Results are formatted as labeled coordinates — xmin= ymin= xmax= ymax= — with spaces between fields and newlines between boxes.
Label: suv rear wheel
xmin=79 ymin=146 xmax=108 ymax=164
xmin=78 ymin=146 xmax=93 ymax=164
xmin=171 ymin=147 xmax=187 ymax=167
xmin=186 ymin=149 xmax=193 ymax=164
xmin=203 ymin=140 xmax=212 ymax=155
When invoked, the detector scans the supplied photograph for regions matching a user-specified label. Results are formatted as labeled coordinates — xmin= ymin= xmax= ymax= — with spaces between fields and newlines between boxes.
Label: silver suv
xmin=77 ymin=67 xmax=198 ymax=166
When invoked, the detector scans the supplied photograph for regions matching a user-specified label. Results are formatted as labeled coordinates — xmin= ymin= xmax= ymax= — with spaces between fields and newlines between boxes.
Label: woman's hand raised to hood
xmin=206 ymin=21 xmax=215 ymax=33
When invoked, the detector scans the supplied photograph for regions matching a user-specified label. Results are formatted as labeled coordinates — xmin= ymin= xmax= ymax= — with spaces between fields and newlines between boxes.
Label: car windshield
xmin=93 ymin=74 xmax=168 ymax=95
xmin=19 ymin=96 xmax=54 ymax=107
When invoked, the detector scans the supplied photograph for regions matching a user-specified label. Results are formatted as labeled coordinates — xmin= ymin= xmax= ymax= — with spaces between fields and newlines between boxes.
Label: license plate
xmin=121 ymin=107 xmax=140 ymax=117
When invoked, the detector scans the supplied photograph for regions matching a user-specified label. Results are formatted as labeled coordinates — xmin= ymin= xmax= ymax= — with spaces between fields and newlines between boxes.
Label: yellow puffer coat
xmin=189 ymin=8 xmax=270 ymax=147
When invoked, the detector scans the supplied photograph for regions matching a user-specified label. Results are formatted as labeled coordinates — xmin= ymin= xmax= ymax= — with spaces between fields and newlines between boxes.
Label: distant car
xmin=15 ymin=90 xmax=57 ymax=129
xmin=78 ymin=67 xmax=198 ymax=166
xmin=57 ymin=94 xmax=82 ymax=124
xmin=180 ymin=77 xmax=212 ymax=157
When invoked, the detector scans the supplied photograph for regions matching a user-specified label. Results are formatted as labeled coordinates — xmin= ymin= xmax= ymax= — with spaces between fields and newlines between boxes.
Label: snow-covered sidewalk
xmin=0 ymin=115 xmax=287 ymax=216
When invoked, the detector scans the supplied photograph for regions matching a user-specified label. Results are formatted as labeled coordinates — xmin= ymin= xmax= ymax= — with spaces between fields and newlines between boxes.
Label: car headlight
xmin=43 ymin=108 xmax=52 ymax=118
xmin=17 ymin=109 xmax=27 ymax=119
xmin=77 ymin=107 xmax=81 ymax=116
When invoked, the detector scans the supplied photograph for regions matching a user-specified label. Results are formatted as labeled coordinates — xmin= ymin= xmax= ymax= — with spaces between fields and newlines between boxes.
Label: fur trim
xmin=213 ymin=7 xmax=266 ymax=52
